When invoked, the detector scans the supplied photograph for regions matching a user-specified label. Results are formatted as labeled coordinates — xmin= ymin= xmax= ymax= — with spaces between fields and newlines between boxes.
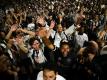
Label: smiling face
xmin=57 ymin=24 xmax=63 ymax=33
xmin=60 ymin=44 xmax=70 ymax=57
xmin=43 ymin=69 xmax=57 ymax=80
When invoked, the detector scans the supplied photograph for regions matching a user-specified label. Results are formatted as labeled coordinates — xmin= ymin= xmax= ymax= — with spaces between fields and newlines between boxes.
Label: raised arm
xmin=38 ymin=28 xmax=55 ymax=50
xmin=19 ymin=28 xmax=35 ymax=38
xmin=5 ymin=24 xmax=18 ymax=40
xmin=16 ymin=37 xmax=28 ymax=53
xmin=46 ymin=21 xmax=55 ymax=38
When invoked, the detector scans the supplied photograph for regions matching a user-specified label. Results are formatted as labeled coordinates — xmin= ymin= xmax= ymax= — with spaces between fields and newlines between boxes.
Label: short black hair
xmin=43 ymin=63 xmax=57 ymax=73
xmin=29 ymin=37 xmax=41 ymax=46
xmin=60 ymin=40 xmax=70 ymax=48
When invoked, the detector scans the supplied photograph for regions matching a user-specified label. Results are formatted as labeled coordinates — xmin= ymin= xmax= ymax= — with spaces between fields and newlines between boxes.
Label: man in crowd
xmin=36 ymin=63 xmax=66 ymax=80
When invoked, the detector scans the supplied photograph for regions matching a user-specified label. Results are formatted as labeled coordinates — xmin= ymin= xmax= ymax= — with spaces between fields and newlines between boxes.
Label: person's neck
xmin=58 ymin=31 xmax=62 ymax=35
xmin=34 ymin=48 xmax=40 ymax=51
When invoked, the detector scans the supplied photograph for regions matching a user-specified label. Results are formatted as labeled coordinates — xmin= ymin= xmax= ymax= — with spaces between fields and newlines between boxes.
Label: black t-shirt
xmin=54 ymin=49 xmax=76 ymax=69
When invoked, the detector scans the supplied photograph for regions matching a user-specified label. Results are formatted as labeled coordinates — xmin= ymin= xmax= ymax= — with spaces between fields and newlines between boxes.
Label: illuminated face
xmin=57 ymin=25 xmax=63 ymax=33
xmin=32 ymin=40 xmax=40 ymax=50
xmin=60 ymin=44 xmax=70 ymax=56
xmin=43 ymin=69 xmax=56 ymax=80
xmin=49 ymin=16 xmax=53 ymax=20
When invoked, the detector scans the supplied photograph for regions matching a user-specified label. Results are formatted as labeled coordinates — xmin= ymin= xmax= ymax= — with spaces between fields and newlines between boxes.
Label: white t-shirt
xmin=75 ymin=31 xmax=88 ymax=47
xmin=36 ymin=71 xmax=66 ymax=80
xmin=64 ymin=24 xmax=76 ymax=35
xmin=54 ymin=32 xmax=67 ymax=48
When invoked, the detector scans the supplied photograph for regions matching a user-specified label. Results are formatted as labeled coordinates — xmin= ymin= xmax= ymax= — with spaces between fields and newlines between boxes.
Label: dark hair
xmin=26 ymin=16 xmax=33 ymax=23
xmin=29 ymin=37 xmax=41 ymax=46
xmin=60 ymin=40 xmax=70 ymax=48
xmin=12 ymin=31 xmax=24 ymax=38
xmin=43 ymin=63 xmax=57 ymax=73
xmin=84 ymin=41 xmax=98 ymax=55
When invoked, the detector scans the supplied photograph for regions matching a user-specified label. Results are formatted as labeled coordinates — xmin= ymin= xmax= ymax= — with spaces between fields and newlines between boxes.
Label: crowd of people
xmin=0 ymin=0 xmax=107 ymax=80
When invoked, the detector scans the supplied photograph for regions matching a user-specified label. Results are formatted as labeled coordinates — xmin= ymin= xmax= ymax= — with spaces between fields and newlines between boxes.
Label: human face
xmin=32 ymin=40 xmax=40 ymax=50
xmin=43 ymin=69 xmax=56 ymax=80
xmin=60 ymin=44 xmax=70 ymax=57
xmin=57 ymin=25 xmax=63 ymax=33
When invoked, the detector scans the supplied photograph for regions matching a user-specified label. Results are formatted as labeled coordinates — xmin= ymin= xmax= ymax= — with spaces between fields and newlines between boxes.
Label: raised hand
xmin=10 ymin=24 xmax=18 ymax=32
xmin=15 ymin=36 xmax=28 ymax=53
xmin=36 ymin=16 xmax=45 ymax=26
xmin=38 ymin=28 xmax=47 ymax=38
xmin=15 ymin=37 xmax=24 ymax=45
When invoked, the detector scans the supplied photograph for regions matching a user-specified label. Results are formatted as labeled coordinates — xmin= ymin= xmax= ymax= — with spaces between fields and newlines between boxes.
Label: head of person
xmin=29 ymin=37 xmax=41 ymax=50
xmin=48 ymin=13 xmax=53 ymax=20
xmin=83 ymin=41 xmax=99 ymax=63
xmin=95 ymin=14 xmax=99 ymax=21
xmin=87 ymin=41 xmax=99 ymax=54
xmin=14 ymin=31 xmax=24 ymax=39
xmin=60 ymin=41 xmax=71 ymax=57
xmin=57 ymin=24 xmax=63 ymax=33
xmin=43 ymin=63 xmax=58 ymax=80
xmin=78 ymin=22 xmax=86 ymax=35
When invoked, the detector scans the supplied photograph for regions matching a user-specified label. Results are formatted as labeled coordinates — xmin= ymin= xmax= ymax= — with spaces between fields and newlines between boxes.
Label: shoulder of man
xmin=56 ymin=74 xmax=66 ymax=80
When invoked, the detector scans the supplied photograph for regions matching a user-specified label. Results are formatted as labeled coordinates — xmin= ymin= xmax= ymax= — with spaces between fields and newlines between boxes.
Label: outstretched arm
xmin=19 ymin=28 xmax=35 ymax=38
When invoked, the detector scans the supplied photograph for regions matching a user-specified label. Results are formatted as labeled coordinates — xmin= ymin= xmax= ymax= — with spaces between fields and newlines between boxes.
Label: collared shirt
xmin=28 ymin=49 xmax=46 ymax=64
xmin=75 ymin=31 xmax=88 ymax=47
xmin=36 ymin=71 xmax=66 ymax=80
